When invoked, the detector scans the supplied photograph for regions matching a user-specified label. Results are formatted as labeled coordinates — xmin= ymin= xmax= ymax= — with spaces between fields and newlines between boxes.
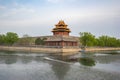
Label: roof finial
xmin=58 ymin=20 xmax=65 ymax=25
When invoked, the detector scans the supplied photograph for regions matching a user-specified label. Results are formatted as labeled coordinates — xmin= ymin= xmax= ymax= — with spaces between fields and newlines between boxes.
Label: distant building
xmin=45 ymin=20 xmax=79 ymax=48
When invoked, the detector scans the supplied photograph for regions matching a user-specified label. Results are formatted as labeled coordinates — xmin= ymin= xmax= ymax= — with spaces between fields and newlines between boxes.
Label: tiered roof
xmin=52 ymin=20 xmax=71 ymax=32
xmin=45 ymin=36 xmax=78 ymax=42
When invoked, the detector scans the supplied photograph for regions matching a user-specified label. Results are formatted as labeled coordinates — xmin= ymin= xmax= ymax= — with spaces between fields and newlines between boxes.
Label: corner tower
xmin=52 ymin=20 xmax=71 ymax=36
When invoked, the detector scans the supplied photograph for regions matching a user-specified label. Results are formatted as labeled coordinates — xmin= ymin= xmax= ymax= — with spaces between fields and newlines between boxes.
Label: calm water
xmin=0 ymin=51 xmax=120 ymax=80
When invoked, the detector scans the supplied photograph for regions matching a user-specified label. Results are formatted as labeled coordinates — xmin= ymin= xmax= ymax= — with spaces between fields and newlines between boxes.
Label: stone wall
xmin=0 ymin=46 xmax=80 ymax=54
xmin=0 ymin=46 xmax=120 ymax=55
xmin=0 ymin=46 xmax=62 ymax=53
xmin=85 ymin=47 xmax=120 ymax=52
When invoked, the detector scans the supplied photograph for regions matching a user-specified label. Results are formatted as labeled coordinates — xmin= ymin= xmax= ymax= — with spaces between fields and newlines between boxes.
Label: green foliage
xmin=5 ymin=32 xmax=19 ymax=45
xmin=79 ymin=32 xmax=96 ymax=47
xmin=79 ymin=32 xmax=120 ymax=47
xmin=0 ymin=32 xmax=19 ymax=45
xmin=35 ymin=37 xmax=47 ymax=45
xmin=97 ymin=35 xmax=120 ymax=47
xmin=17 ymin=34 xmax=34 ymax=46
xmin=0 ymin=34 xmax=6 ymax=45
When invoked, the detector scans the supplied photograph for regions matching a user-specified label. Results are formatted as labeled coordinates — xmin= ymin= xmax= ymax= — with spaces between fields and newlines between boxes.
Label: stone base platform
xmin=0 ymin=46 xmax=81 ymax=55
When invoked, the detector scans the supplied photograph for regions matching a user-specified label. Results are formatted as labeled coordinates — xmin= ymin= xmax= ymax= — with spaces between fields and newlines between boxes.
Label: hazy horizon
xmin=0 ymin=0 xmax=120 ymax=38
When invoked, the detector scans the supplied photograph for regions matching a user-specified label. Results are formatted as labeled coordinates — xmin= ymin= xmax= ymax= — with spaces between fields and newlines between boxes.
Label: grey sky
xmin=0 ymin=0 xmax=120 ymax=38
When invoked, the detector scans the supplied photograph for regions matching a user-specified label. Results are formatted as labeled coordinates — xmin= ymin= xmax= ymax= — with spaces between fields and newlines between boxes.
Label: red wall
xmin=46 ymin=41 xmax=78 ymax=47
xmin=53 ymin=32 xmax=69 ymax=36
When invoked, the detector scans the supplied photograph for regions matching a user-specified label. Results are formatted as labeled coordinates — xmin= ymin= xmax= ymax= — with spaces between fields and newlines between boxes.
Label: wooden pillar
xmin=62 ymin=42 xmax=63 ymax=46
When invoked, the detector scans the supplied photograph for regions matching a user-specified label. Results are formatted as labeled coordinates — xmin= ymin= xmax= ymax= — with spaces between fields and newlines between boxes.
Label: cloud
xmin=0 ymin=4 xmax=118 ymax=27
xmin=47 ymin=0 xmax=77 ymax=3
xmin=0 ymin=5 xmax=6 ymax=9
xmin=0 ymin=6 xmax=35 ymax=18
xmin=47 ymin=0 xmax=64 ymax=3
xmin=0 ymin=0 xmax=120 ymax=38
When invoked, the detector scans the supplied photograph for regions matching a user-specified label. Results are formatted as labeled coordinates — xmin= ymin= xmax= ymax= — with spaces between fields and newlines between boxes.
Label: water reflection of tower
xmin=48 ymin=55 xmax=70 ymax=80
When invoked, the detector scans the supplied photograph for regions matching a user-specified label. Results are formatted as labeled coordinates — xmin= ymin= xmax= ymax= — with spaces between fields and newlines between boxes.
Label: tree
xmin=17 ymin=34 xmax=34 ymax=46
xmin=97 ymin=35 xmax=107 ymax=47
xmin=97 ymin=35 xmax=120 ymax=47
xmin=35 ymin=37 xmax=47 ymax=45
xmin=5 ymin=32 xmax=19 ymax=45
xmin=79 ymin=32 xmax=96 ymax=47
xmin=0 ymin=34 xmax=6 ymax=45
xmin=116 ymin=39 xmax=120 ymax=47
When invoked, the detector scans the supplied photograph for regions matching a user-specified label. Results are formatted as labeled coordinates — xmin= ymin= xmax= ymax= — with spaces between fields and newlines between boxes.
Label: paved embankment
xmin=0 ymin=46 xmax=120 ymax=54
xmin=85 ymin=47 xmax=120 ymax=52
xmin=0 ymin=46 xmax=80 ymax=54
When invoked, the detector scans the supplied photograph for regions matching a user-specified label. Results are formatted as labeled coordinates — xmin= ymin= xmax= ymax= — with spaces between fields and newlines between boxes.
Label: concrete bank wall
xmin=0 ymin=46 xmax=120 ymax=54
xmin=85 ymin=47 xmax=120 ymax=52
xmin=0 ymin=46 xmax=61 ymax=53
xmin=0 ymin=46 xmax=80 ymax=53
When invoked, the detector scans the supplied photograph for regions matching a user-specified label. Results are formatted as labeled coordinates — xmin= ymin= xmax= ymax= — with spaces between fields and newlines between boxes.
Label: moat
xmin=0 ymin=51 xmax=120 ymax=80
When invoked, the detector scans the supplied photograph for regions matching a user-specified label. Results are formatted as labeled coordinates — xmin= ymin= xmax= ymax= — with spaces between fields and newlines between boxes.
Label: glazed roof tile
xmin=45 ymin=36 xmax=78 ymax=42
